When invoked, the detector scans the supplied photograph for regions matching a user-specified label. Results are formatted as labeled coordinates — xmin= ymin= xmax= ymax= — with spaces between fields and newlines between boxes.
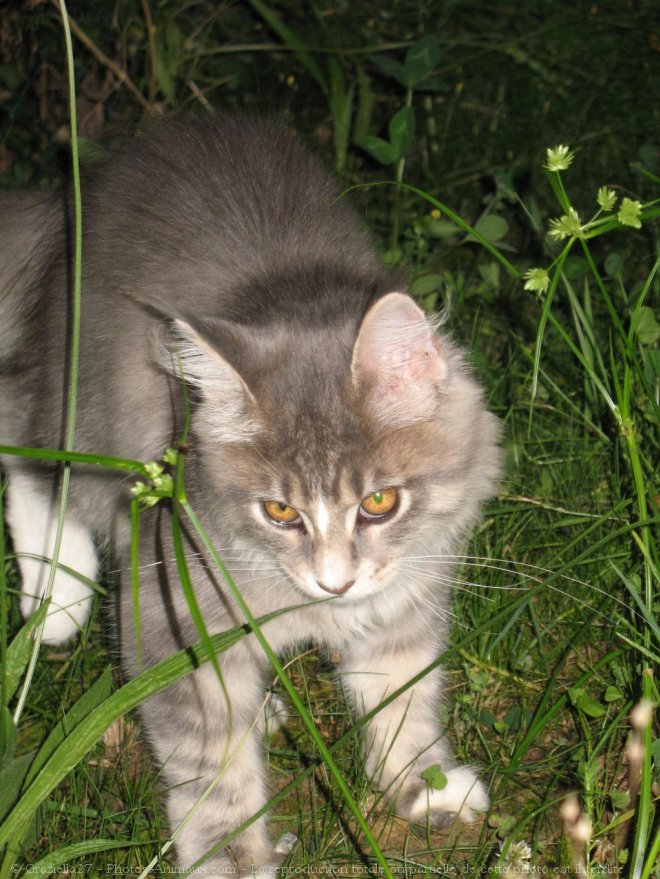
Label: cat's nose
xmin=317 ymin=579 xmax=355 ymax=595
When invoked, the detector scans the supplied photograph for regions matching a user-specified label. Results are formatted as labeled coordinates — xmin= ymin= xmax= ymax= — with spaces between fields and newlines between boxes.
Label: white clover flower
xmin=523 ymin=267 xmax=550 ymax=294
xmin=544 ymin=145 xmax=575 ymax=172
xmin=497 ymin=840 xmax=532 ymax=872
xmin=617 ymin=197 xmax=642 ymax=229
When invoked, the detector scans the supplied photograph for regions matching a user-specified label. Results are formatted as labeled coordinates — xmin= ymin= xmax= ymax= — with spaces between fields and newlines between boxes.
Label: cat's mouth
xmin=292 ymin=568 xmax=388 ymax=604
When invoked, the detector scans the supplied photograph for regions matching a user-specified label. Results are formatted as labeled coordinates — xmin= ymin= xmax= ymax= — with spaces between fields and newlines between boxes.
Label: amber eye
xmin=263 ymin=500 xmax=301 ymax=526
xmin=359 ymin=488 xmax=399 ymax=520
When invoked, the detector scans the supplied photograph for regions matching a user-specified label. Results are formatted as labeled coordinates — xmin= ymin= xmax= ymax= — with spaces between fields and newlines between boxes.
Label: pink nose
xmin=317 ymin=580 xmax=355 ymax=595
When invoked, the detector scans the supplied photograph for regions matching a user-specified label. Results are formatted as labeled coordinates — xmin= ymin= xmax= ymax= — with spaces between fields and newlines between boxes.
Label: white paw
xmin=8 ymin=472 xmax=98 ymax=644
xmin=273 ymin=831 xmax=298 ymax=856
xmin=20 ymin=568 xmax=94 ymax=645
xmin=408 ymin=766 xmax=489 ymax=824
xmin=264 ymin=691 xmax=289 ymax=735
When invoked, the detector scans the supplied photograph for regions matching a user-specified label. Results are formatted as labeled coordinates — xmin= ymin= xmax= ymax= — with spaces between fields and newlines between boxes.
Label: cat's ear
xmin=168 ymin=319 xmax=260 ymax=443
xmin=351 ymin=292 xmax=447 ymax=424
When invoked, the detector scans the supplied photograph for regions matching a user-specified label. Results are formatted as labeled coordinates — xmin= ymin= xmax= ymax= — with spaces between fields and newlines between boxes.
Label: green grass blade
xmin=530 ymin=242 xmax=570 ymax=405
xmin=3 ymin=604 xmax=49 ymax=705
xmin=10 ymin=0 xmax=85 ymax=728
xmin=639 ymin=812 xmax=660 ymax=879
xmin=610 ymin=561 xmax=660 ymax=645
xmin=615 ymin=631 xmax=660 ymax=666
xmin=503 ymin=647 xmax=623 ymax=783
xmin=343 ymin=181 xmax=521 ymax=280
xmin=0 ymin=751 xmax=35 ymax=826
xmin=0 ymin=484 xmax=7 ymax=756
xmin=29 ymin=838 xmax=142 ymax=871
xmin=329 ymin=55 xmax=354 ymax=173
xmin=0 ymin=444 xmax=149 ymax=478
xmin=24 ymin=668 xmax=113 ymax=788
xmin=629 ymin=674 xmax=655 ymax=878
xmin=170 ymin=455 xmax=231 ymax=712
xmin=59 ymin=0 xmax=83 ymax=461
xmin=0 ymin=623 xmax=263 ymax=849
xmin=130 ymin=498 xmax=142 ymax=669
xmin=544 ymin=168 xmax=571 ymax=212
xmin=562 ymin=275 xmax=609 ymax=403
xmin=544 ymin=307 xmax=618 ymax=415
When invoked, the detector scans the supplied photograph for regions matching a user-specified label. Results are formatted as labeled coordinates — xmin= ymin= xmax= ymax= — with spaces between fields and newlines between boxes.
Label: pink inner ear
xmin=352 ymin=293 xmax=447 ymax=401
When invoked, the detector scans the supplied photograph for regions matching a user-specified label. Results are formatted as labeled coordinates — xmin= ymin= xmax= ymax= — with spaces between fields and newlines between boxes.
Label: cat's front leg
xmin=139 ymin=655 xmax=281 ymax=876
xmin=6 ymin=468 xmax=97 ymax=643
xmin=339 ymin=638 xmax=489 ymax=827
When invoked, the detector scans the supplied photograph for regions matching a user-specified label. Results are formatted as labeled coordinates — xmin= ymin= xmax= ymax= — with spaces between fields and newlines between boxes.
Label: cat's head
xmin=169 ymin=293 xmax=501 ymax=602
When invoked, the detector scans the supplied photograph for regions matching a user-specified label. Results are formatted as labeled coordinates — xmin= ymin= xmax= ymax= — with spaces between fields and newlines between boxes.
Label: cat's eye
xmin=263 ymin=500 xmax=302 ymax=526
xmin=359 ymin=488 xmax=399 ymax=521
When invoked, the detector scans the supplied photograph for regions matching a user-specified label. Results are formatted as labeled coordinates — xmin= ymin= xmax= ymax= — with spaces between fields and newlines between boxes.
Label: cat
xmin=0 ymin=116 xmax=501 ymax=875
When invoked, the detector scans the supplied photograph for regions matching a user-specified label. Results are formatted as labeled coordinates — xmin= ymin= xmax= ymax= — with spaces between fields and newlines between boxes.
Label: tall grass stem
xmin=12 ymin=0 xmax=83 ymax=727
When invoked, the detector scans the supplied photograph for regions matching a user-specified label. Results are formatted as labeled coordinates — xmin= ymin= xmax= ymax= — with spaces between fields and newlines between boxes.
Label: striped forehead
xmin=314 ymin=499 xmax=331 ymax=537
xmin=309 ymin=491 xmax=364 ymax=539
xmin=275 ymin=462 xmax=370 ymax=513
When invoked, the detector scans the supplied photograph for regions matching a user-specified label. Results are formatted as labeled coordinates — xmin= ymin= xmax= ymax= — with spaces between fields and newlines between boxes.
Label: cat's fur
xmin=0 ymin=117 xmax=501 ymax=875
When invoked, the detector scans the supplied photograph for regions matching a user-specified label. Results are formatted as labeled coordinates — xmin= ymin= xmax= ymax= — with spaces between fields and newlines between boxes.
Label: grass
xmin=0 ymin=1 xmax=658 ymax=877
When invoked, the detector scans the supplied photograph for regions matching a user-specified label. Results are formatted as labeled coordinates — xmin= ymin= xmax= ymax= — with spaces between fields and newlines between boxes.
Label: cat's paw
xmin=264 ymin=691 xmax=289 ymax=735
xmin=18 ymin=520 xmax=97 ymax=644
xmin=404 ymin=766 xmax=489 ymax=827
xmin=230 ymin=842 xmax=291 ymax=877
xmin=197 ymin=833 xmax=293 ymax=878
xmin=9 ymin=474 xmax=97 ymax=645
xmin=21 ymin=568 xmax=94 ymax=645
xmin=188 ymin=852 xmax=283 ymax=878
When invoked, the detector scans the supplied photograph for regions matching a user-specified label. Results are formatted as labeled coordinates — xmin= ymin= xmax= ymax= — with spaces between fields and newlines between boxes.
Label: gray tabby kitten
xmin=0 ymin=117 xmax=500 ymax=875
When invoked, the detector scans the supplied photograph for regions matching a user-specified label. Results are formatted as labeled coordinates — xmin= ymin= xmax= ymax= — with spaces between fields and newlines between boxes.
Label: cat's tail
xmin=0 ymin=190 xmax=61 ymax=363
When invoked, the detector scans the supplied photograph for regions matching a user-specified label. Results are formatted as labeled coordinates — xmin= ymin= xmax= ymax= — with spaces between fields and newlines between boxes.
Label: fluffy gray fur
xmin=0 ymin=117 xmax=501 ymax=875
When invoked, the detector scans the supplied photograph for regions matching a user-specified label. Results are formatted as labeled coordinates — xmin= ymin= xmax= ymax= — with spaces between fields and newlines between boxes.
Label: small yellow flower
xmin=597 ymin=186 xmax=617 ymax=211
xmin=544 ymin=145 xmax=575 ymax=172
xmin=131 ymin=454 xmax=174 ymax=509
xmin=131 ymin=481 xmax=159 ymax=508
xmin=523 ymin=267 xmax=550 ymax=294
xmin=548 ymin=206 xmax=583 ymax=240
xmin=617 ymin=197 xmax=642 ymax=229
xmin=145 ymin=461 xmax=164 ymax=480
xmin=430 ymin=208 xmax=442 ymax=219
xmin=163 ymin=447 xmax=178 ymax=465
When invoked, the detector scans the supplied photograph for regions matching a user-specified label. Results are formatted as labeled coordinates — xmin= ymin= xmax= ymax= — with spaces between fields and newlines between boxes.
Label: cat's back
xmin=0 ymin=189 xmax=62 ymax=361
xmin=83 ymin=116 xmax=381 ymax=317
xmin=1 ymin=117 xmax=388 ymax=459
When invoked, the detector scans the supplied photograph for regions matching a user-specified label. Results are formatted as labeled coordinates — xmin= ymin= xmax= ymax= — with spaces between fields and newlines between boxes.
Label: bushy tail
xmin=0 ymin=190 xmax=60 ymax=361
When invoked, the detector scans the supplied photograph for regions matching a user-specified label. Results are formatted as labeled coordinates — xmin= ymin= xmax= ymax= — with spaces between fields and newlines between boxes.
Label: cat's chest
xmin=258 ymin=587 xmax=420 ymax=656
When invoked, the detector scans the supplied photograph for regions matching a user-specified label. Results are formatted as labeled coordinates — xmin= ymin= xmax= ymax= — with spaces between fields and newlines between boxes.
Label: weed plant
xmin=0 ymin=2 xmax=658 ymax=878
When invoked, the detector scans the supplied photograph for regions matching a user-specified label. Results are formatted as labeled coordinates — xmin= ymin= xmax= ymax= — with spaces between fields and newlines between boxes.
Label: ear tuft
xmin=351 ymin=293 xmax=447 ymax=424
xmin=168 ymin=319 xmax=260 ymax=443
